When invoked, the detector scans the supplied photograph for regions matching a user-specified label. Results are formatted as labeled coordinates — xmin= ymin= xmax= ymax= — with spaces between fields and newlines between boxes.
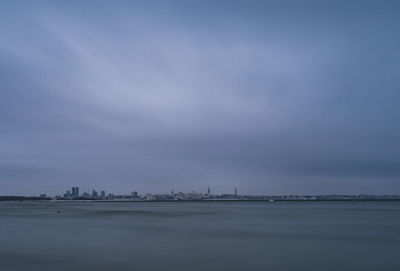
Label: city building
xmin=64 ymin=190 xmax=72 ymax=198
xmin=71 ymin=187 xmax=79 ymax=197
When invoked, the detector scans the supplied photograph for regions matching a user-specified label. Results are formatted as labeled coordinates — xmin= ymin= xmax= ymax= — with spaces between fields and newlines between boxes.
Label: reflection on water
xmin=1 ymin=201 xmax=400 ymax=271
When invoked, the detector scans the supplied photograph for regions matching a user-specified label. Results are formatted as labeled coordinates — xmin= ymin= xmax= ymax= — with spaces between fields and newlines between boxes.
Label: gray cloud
xmin=0 ymin=0 xmax=399 ymax=195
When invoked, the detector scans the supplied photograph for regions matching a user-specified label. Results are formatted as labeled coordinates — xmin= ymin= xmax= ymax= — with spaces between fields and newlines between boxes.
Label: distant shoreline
xmin=1 ymin=197 xmax=400 ymax=203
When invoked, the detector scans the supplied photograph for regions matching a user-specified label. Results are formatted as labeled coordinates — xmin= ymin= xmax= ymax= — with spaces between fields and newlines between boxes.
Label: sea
xmin=1 ymin=201 xmax=399 ymax=271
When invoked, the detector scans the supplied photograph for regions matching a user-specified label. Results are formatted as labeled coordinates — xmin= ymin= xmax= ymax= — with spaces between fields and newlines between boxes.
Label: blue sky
xmin=1 ymin=0 xmax=399 ymax=195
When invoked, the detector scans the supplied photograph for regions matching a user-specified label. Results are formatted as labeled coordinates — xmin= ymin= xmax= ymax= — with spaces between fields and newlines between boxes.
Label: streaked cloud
xmin=1 ymin=0 xmax=399 ymax=195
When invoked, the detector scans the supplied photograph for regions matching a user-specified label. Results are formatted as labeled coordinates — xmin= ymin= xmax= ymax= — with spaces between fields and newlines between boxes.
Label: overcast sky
xmin=1 ymin=0 xmax=399 ymax=196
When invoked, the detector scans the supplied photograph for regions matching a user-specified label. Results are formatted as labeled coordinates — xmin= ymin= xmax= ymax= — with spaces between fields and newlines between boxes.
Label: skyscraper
xmin=71 ymin=187 xmax=79 ymax=197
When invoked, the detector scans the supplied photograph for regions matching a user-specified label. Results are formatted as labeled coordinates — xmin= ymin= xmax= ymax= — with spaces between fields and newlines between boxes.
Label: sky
xmin=1 ymin=0 xmax=399 ymax=196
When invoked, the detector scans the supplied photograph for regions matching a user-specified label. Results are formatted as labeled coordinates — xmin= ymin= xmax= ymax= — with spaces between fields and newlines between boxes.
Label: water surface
xmin=1 ymin=201 xmax=399 ymax=270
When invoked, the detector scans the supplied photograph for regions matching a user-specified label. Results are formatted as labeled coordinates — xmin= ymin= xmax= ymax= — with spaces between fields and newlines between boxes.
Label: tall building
xmin=101 ymin=191 xmax=106 ymax=197
xmin=132 ymin=191 xmax=138 ymax=198
xmin=92 ymin=190 xmax=98 ymax=197
xmin=71 ymin=187 xmax=79 ymax=197
xmin=235 ymin=188 xmax=237 ymax=197
xmin=208 ymin=186 xmax=211 ymax=196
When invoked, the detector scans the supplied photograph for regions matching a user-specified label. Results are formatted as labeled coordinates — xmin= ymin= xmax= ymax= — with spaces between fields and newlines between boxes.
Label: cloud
xmin=0 ymin=0 xmax=399 ymax=195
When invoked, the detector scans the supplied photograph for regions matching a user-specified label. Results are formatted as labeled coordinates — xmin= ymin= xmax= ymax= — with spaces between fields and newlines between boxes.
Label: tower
xmin=71 ymin=187 xmax=79 ymax=197
xmin=208 ymin=186 xmax=210 ymax=196
xmin=235 ymin=188 xmax=237 ymax=197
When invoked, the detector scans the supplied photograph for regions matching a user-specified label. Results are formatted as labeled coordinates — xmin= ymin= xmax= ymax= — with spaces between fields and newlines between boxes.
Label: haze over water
xmin=1 ymin=201 xmax=399 ymax=271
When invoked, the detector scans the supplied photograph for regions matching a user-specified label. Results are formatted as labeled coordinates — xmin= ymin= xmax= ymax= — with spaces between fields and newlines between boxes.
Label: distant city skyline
xmin=1 ymin=1 xmax=400 ymax=195
xmin=7 ymin=185 xmax=398 ymax=199
xmin=60 ymin=185 xmax=223 ymax=198
xmin=19 ymin=185 xmax=398 ymax=202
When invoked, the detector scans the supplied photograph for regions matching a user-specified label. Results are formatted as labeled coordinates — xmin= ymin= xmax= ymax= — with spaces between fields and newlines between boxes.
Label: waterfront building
xmin=64 ymin=190 xmax=72 ymax=198
xmin=92 ymin=190 xmax=98 ymax=197
xmin=71 ymin=187 xmax=79 ymax=197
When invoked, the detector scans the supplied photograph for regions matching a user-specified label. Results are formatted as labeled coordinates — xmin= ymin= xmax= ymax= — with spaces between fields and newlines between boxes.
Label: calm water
xmin=1 ymin=201 xmax=399 ymax=271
